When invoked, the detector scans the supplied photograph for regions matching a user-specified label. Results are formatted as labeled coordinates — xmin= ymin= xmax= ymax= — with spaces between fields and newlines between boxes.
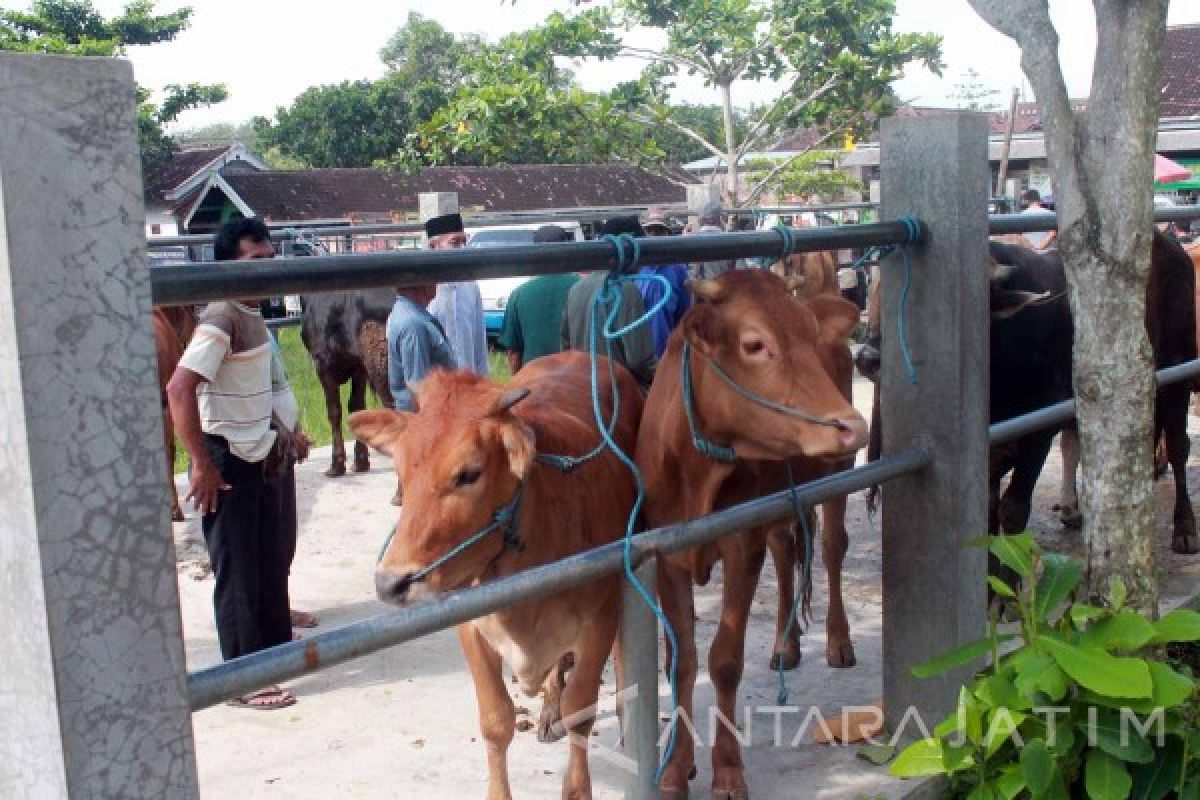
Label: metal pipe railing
xmin=990 ymin=206 xmax=1200 ymax=235
xmin=265 ymin=315 xmax=303 ymax=330
xmin=187 ymin=446 xmax=932 ymax=711
xmin=151 ymin=220 xmax=923 ymax=307
xmin=989 ymin=358 xmax=1200 ymax=445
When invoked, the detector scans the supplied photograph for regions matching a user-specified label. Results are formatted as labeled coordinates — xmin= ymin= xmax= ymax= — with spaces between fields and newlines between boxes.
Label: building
xmin=143 ymin=148 xmax=690 ymax=237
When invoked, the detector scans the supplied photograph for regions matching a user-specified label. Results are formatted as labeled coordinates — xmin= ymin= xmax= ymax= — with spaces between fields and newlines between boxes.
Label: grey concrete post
xmin=620 ymin=558 xmax=659 ymax=800
xmin=0 ymin=53 xmax=199 ymax=798
xmin=418 ymin=191 xmax=460 ymax=223
xmin=879 ymin=113 xmax=990 ymax=729
xmin=686 ymin=184 xmax=722 ymax=214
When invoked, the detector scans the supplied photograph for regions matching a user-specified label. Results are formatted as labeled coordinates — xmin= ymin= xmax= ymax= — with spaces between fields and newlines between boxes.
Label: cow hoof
xmin=1172 ymin=529 xmax=1200 ymax=555
xmin=325 ymin=462 xmax=347 ymax=478
xmin=170 ymin=507 xmax=185 ymax=522
xmin=712 ymin=790 xmax=749 ymax=800
xmin=769 ymin=647 xmax=801 ymax=671
xmin=826 ymin=641 xmax=857 ymax=669
xmin=1059 ymin=508 xmax=1082 ymax=530
xmin=537 ymin=708 xmax=566 ymax=744
xmin=712 ymin=768 xmax=749 ymax=800
xmin=659 ymin=788 xmax=689 ymax=800
xmin=353 ymin=457 xmax=371 ymax=474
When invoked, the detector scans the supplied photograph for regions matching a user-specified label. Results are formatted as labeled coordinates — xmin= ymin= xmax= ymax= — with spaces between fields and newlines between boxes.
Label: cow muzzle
xmin=375 ymin=567 xmax=423 ymax=605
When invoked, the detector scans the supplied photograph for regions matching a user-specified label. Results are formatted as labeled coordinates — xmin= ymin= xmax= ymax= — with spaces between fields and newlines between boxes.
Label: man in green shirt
xmin=497 ymin=225 xmax=580 ymax=374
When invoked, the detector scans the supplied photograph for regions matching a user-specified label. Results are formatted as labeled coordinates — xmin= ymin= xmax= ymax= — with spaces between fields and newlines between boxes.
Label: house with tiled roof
xmin=142 ymin=143 xmax=267 ymax=238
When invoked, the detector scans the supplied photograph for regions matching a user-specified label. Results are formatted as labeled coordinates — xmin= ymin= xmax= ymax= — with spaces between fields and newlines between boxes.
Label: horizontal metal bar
xmin=988 ymin=357 xmax=1200 ymax=445
xmin=152 ymin=221 xmax=923 ymax=306
xmin=187 ymin=446 xmax=931 ymax=710
xmin=989 ymin=206 xmax=1200 ymax=235
xmin=265 ymin=315 xmax=303 ymax=330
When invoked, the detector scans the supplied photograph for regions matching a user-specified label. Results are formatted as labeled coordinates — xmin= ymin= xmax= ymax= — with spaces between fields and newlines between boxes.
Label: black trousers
xmin=202 ymin=435 xmax=292 ymax=662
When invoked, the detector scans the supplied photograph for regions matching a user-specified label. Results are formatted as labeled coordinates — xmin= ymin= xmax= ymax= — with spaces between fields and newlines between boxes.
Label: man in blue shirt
xmin=387 ymin=284 xmax=456 ymax=411
xmin=639 ymin=207 xmax=692 ymax=357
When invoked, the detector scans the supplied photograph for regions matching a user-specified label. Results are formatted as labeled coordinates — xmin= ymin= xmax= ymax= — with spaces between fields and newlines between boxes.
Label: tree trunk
xmin=718 ymin=82 xmax=739 ymax=208
xmin=967 ymin=0 xmax=1168 ymax=613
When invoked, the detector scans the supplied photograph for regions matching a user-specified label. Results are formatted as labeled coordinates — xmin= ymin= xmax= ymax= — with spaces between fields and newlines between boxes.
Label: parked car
xmin=465 ymin=223 xmax=584 ymax=340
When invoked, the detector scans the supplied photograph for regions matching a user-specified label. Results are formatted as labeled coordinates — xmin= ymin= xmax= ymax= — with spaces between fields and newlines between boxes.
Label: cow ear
xmin=681 ymin=301 xmax=721 ymax=353
xmin=807 ymin=294 xmax=860 ymax=341
xmin=490 ymin=387 xmax=531 ymax=416
xmin=485 ymin=420 xmax=536 ymax=481
xmin=348 ymin=410 xmax=411 ymax=457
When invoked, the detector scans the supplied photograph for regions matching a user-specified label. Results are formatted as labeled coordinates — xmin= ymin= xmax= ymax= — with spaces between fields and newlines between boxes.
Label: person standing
xmin=638 ymin=207 xmax=692 ymax=357
xmin=167 ymin=216 xmax=298 ymax=710
xmin=561 ymin=216 xmax=656 ymax=390
xmin=1020 ymin=189 xmax=1058 ymax=251
xmin=426 ymin=213 xmax=489 ymax=375
xmin=387 ymin=282 xmax=456 ymax=412
xmin=496 ymin=225 xmax=579 ymax=374
xmin=690 ymin=202 xmax=737 ymax=280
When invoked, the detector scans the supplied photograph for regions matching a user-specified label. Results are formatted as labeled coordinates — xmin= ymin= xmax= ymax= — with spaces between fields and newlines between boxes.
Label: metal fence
xmin=153 ymin=185 xmax=1200 ymax=799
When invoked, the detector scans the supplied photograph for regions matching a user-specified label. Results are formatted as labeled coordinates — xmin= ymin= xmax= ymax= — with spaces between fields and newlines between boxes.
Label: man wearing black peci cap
xmin=425 ymin=212 xmax=490 ymax=375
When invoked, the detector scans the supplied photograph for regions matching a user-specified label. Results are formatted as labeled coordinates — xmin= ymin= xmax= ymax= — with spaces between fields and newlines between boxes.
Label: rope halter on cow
xmin=679 ymin=338 xmax=853 ymax=465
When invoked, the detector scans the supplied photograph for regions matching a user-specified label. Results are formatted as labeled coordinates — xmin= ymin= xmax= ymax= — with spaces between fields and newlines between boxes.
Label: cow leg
xmin=349 ymin=368 xmax=371 ymax=474
xmin=766 ymin=524 xmax=800 ymax=671
xmin=1161 ymin=388 xmax=1198 ymax=554
xmin=164 ymin=404 xmax=184 ymax=522
xmin=457 ymin=623 xmax=515 ymax=800
xmin=537 ymin=653 xmax=573 ymax=743
xmin=1058 ymin=426 xmax=1082 ymax=529
xmin=709 ymin=537 xmax=766 ymax=800
xmin=320 ymin=371 xmax=347 ymax=478
xmin=559 ymin=609 xmax=618 ymax=800
xmin=820 ymin=496 xmax=855 ymax=668
xmin=657 ymin=556 xmax=698 ymax=798
xmin=998 ymin=432 xmax=1055 ymax=534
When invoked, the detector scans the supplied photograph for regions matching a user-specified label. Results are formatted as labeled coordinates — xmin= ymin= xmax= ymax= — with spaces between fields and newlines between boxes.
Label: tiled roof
xmin=221 ymin=165 xmax=690 ymax=221
xmin=1161 ymin=24 xmax=1200 ymax=118
xmin=143 ymin=146 xmax=229 ymax=201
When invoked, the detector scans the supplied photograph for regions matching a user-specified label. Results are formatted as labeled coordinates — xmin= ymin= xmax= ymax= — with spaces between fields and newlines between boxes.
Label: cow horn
xmin=492 ymin=388 xmax=531 ymax=415
xmin=783 ymin=275 xmax=807 ymax=293
xmin=689 ymin=279 xmax=726 ymax=303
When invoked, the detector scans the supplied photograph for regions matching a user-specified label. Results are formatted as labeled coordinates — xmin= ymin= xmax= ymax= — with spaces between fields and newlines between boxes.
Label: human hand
xmin=187 ymin=459 xmax=230 ymax=515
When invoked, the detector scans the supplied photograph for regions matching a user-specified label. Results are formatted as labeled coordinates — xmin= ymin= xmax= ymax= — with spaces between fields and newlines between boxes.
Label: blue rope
xmin=602 ymin=233 xmax=642 ymax=275
xmin=376 ymin=486 xmax=523 ymax=571
xmin=848 ymin=216 xmax=922 ymax=386
xmin=776 ymin=461 xmax=815 ymax=705
xmin=773 ymin=223 xmax=796 ymax=257
xmin=584 ymin=270 xmax=680 ymax=784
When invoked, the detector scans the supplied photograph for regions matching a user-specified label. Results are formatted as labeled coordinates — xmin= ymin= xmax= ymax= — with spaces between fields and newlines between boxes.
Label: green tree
xmin=566 ymin=0 xmax=942 ymax=204
xmin=742 ymin=151 xmax=863 ymax=203
xmin=0 ymin=1 xmax=227 ymax=174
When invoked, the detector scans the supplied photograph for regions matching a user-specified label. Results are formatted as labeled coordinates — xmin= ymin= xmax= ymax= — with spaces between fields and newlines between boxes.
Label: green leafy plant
xmin=890 ymin=533 xmax=1200 ymax=800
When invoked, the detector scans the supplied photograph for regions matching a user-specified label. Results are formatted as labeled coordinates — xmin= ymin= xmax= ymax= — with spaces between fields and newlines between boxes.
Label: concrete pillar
xmin=0 ymin=53 xmax=199 ymax=798
xmin=418 ymin=191 xmax=460 ymax=223
xmin=879 ymin=113 xmax=990 ymax=729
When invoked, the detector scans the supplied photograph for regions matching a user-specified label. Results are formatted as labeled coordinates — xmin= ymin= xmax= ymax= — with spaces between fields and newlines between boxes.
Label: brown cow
xmin=636 ymin=270 xmax=867 ymax=798
xmin=351 ymin=352 xmax=641 ymax=800
xmin=154 ymin=306 xmax=197 ymax=521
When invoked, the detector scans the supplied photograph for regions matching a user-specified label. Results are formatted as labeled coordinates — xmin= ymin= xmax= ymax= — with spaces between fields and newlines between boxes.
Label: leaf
xmin=1148 ymin=609 xmax=1200 ymax=644
xmin=989 ymin=575 xmax=1018 ymax=599
xmin=990 ymin=532 xmax=1036 ymax=578
xmin=1147 ymin=661 xmax=1194 ymax=708
xmin=1091 ymin=710 xmax=1156 ymax=765
xmin=995 ymin=766 xmax=1027 ymax=800
xmin=1072 ymin=603 xmax=1110 ymax=629
xmin=1181 ymin=781 xmax=1200 ymax=800
xmin=1083 ymin=611 xmax=1158 ymax=652
xmin=857 ymin=742 xmax=895 ymax=766
xmin=1014 ymin=651 xmax=1069 ymax=703
xmin=912 ymin=635 xmax=1011 ymax=679
xmin=967 ymin=784 xmax=998 ymax=800
xmin=1086 ymin=750 xmax=1133 ymax=800
xmin=1038 ymin=635 xmax=1153 ymax=699
xmin=889 ymin=738 xmax=946 ymax=778
xmin=1020 ymin=737 xmax=1055 ymax=795
xmin=1110 ymin=576 xmax=1128 ymax=611
xmin=977 ymin=669 xmax=1032 ymax=711
xmin=984 ymin=708 xmax=1028 ymax=758
xmin=1036 ymin=553 xmax=1084 ymax=619
xmin=1130 ymin=736 xmax=1184 ymax=800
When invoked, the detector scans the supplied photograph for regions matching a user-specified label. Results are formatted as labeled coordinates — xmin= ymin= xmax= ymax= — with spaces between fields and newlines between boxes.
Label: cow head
xmin=682 ymin=270 xmax=867 ymax=460
xmin=350 ymin=371 xmax=536 ymax=606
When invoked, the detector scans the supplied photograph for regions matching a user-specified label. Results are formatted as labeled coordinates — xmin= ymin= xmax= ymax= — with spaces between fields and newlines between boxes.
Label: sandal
xmin=226 ymin=687 xmax=296 ymax=711
xmin=290 ymin=609 xmax=318 ymax=628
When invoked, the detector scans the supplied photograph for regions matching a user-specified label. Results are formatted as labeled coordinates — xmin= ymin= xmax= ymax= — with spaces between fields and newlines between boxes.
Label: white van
xmin=464 ymin=222 xmax=584 ymax=339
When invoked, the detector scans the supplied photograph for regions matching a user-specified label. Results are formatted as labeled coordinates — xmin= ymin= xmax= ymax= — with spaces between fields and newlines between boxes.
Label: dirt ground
xmin=174 ymin=375 xmax=1200 ymax=799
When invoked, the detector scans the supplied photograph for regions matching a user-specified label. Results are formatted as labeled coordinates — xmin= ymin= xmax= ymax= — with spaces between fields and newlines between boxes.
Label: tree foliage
xmin=0 ymin=0 xmax=226 ymax=175
xmin=742 ymin=151 xmax=863 ymax=203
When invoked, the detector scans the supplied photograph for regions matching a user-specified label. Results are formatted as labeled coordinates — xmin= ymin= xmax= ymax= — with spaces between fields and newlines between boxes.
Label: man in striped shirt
xmin=167 ymin=217 xmax=299 ymax=710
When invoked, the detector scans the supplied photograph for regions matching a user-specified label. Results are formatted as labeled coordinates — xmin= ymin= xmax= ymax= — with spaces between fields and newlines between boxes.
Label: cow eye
xmin=741 ymin=335 xmax=768 ymax=359
xmin=454 ymin=467 xmax=483 ymax=488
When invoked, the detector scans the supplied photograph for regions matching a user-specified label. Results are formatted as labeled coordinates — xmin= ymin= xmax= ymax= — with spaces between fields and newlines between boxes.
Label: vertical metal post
xmin=880 ymin=114 xmax=990 ymax=729
xmin=0 ymin=53 xmax=199 ymax=797
xmin=621 ymin=557 xmax=659 ymax=800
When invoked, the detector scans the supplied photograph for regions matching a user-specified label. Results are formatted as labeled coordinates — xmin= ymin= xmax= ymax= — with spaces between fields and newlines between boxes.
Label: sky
xmin=67 ymin=0 xmax=1200 ymax=130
